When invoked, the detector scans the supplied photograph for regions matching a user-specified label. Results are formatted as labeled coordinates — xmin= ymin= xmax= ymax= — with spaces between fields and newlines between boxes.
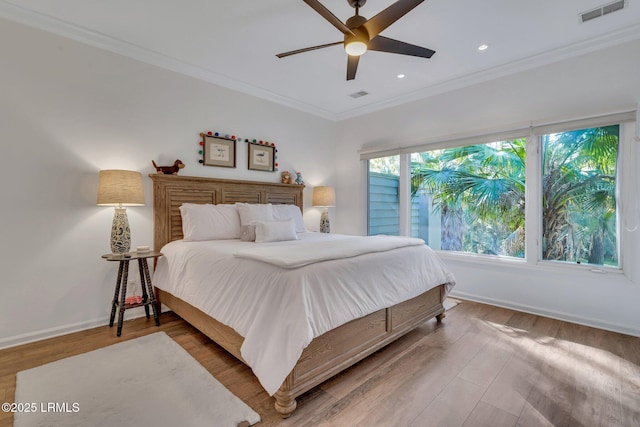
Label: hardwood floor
xmin=1 ymin=300 xmax=638 ymax=426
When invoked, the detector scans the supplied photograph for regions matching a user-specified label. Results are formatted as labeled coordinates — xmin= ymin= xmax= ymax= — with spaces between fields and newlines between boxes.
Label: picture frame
xmin=248 ymin=143 xmax=275 ymax=172
xmin=203 ymin=135 xmax=236 ymax=168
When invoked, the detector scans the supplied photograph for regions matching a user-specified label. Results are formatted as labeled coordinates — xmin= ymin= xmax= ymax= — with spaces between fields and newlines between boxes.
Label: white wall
xmin=0 ymin=18 xmax=336 ymax=348
xmin=335 ymin=39 xmax=640 ymax=336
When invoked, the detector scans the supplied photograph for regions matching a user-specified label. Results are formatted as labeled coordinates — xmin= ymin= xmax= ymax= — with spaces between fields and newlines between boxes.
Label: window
xmin=541 ymin=126 xmax=619 ymax=267
xmin=368 ymin=155 xmax=400 ymax=236
xmin=364 ymin=115 xmax=631 ymax=271
xmin=409 ymin=139 xmax=526 ymax=258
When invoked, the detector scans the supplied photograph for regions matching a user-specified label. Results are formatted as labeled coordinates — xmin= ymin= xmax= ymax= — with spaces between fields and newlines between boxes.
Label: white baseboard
xmin=449 ymin=291 xmax=640 ymax=338
xmin=0 ymin=317 xmax=108 ymax=351
xmin=0 ymin=306 xmax=169 ymax=351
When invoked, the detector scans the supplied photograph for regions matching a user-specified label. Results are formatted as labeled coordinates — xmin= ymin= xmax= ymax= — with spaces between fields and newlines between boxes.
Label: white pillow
xmin=236 ymin=203 xmax=274 ymax=226
xmin=272 ymin=204 xmax=306 ymax=233
xmin=255 ymin=219 xmax=299 ymax=243
xmin=179 ymin=203 xmax=241 ymax=241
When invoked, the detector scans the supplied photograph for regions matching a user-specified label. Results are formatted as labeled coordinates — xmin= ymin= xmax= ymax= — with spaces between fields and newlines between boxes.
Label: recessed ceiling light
xmin=397 ymin=74 xmax=406 ymax=79
xmin=478 ymin=44 xmax=489 ymax=51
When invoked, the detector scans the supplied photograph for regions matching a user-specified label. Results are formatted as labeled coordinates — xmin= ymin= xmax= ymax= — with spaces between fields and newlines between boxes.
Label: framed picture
xmin=203 ymin=135 xmax=236 ymax=168
xmin=248 ymin=143 xmax=275 ymax=172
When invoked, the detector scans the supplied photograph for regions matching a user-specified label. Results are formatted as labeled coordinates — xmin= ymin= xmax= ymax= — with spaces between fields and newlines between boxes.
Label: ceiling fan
xmin=276 ymin=0 xmax=435 ymax=81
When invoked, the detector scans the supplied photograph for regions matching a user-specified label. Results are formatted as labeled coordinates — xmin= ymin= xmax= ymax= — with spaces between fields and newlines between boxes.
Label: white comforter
xmin=234 ymin=235 xmax=426 ymax=268
xmin=153 ymin=233 xmax=455 ymax=396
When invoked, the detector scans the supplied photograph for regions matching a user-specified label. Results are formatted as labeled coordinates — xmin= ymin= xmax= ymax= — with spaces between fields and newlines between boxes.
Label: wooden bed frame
xmin=150 ymin=174 xmax=446 ymax=418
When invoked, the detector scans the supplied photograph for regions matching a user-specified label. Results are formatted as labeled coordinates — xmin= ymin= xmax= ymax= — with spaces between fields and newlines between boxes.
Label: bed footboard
xmin=273 ymin=284 xmax=444 ymax=417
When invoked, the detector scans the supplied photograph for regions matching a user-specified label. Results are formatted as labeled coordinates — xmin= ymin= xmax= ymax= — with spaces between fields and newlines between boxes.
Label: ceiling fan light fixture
xmin=345 ymin=40 xmax=367 ymax=56
xmin=277 ymin=0 xmax=435 ymax=80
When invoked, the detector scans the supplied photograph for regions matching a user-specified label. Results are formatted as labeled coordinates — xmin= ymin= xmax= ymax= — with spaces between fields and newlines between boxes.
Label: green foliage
xmin=411 ymin=139 xmax=526 ymax=257
xmin=369 ymin=156 xmax=400 ymax=175
xmin=410 ymin=126 xmax=619 ymax=266
xmin=542 ymin=126 xmax=618 ymax=265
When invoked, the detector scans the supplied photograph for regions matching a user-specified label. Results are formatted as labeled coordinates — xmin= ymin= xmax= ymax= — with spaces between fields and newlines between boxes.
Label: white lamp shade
xmin=97 ymin=170 xmax=145 ymax=206
xmin=312 ymin=186 xmax=336 ymax=207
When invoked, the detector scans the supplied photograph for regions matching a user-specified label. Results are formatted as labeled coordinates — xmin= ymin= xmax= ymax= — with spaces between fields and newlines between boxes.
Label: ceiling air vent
xmin=603 ymin=0 xmax=626 ymax=14
xmin=581 ymin=0 xmax=626 ymax=23
xmin=349 ymin=90 xmax=369 ymax=99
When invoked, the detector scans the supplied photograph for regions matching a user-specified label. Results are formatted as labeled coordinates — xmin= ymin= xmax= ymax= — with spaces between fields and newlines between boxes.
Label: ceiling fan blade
xmin=346 ymin=55 xmax=360 ymax=80
xmin=368 ymin=35 xmax=435 ymax=58
xmin=363 ymin=0 xmax=425 ymax=39
xmin=276 ymin=41 xmax=343 ymax=58
xmin=303 ymin=0 xmax=355 ymax=36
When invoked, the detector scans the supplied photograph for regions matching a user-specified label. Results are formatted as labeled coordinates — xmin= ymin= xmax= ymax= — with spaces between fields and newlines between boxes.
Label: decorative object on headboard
xmin=246 ymin=138 xmax=278 ymax=172
xmin=152 ymin=159 xmax=185 ymax=175
xmin=281 ymin=171 xmax=293 ymax=184
xmin=199 ymin=132 xmax=237 ymax=168
xmin=294 ymin=171 xmax=305 ymax=186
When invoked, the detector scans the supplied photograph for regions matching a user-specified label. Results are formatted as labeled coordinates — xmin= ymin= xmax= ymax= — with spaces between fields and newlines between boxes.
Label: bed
xmin=150 ymin=174 xmax=455 ymax=418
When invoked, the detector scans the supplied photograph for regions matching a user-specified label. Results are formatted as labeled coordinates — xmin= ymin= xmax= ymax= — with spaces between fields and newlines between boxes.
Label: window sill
xmin=435 ymin=250 xmax=624 ymax=277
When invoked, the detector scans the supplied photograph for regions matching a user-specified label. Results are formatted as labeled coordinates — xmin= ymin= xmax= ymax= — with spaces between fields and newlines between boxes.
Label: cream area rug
xmin=14 ymin=332 xmax=260 ymax=427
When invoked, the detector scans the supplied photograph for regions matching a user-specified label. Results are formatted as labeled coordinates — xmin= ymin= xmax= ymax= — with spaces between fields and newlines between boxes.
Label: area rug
xmin=444 ymin=297 xmax=461 ymax=311
xmin=14 ymin=332 xmax=260 ymax=427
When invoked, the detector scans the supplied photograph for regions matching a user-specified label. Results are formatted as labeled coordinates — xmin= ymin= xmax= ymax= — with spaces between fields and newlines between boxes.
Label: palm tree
xmin=411 ymin=140 xmax=526 ymax=256
xmin=541 ymin=126 xmax=618 ymax=264
xmin=410 ymin=126 xmax=618 ymax=265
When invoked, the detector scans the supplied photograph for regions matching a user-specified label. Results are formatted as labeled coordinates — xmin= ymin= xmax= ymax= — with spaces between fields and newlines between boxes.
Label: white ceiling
xmin=2 ymin=0 xmax=640 ymax=121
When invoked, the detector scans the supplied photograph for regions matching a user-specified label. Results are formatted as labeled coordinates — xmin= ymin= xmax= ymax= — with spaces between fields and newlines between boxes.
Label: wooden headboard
xmin=149 ymin=174 xmax=304 ymax=252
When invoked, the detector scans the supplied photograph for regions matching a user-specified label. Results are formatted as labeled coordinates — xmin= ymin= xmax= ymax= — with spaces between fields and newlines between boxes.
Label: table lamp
xmin=97 ymin=170 xmax=145 ymax=254
xmin=312 ymin=186 xmax=336 ymax=233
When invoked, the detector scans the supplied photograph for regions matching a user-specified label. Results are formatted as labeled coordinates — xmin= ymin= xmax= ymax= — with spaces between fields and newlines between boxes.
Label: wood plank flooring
xmin=1 ymin=300 xmax=638 ymax=426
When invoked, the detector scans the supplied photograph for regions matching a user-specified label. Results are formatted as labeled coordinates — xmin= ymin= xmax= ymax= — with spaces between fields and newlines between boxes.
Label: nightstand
xmin=102 ymin=251 xmax=162 ymax=336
